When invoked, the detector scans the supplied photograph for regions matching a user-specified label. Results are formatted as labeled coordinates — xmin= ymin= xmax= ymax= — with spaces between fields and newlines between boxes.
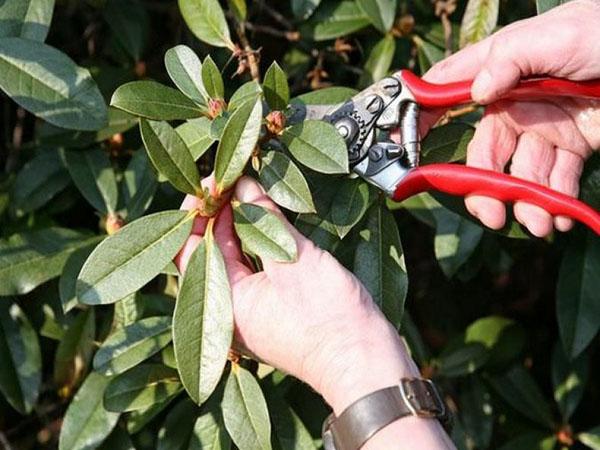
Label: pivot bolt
xmin=366 ymin=95 xmax=384 ymax=114
xmin=369 ymin=145 xmax=384 ymax=162
xmin=382 ymin=78 xmax=402 ymax=96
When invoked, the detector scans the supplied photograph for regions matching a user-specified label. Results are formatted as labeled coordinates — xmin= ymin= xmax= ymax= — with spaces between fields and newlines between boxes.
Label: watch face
xmin=400 ymin=378 xmax=447 ymax=418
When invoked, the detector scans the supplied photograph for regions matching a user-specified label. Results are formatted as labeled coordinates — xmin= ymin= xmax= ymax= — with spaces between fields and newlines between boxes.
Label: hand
xmin=175 ymin=176 xmax=454 ymax=450
xmin=424 ymin=0 xmax=600 ymax=237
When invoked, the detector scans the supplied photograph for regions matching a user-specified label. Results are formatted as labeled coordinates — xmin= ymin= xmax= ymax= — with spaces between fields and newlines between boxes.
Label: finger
xmin=549 ymin=148 xmax=585 ymax=232
xmin=234 ymin=176 xmax=319 ymax=277
xmin=510 ymin=133 xmax=556 ymax=237
xmin=174 ymin=234 xmax=202 ymax=274
xmin=465 ymin=107 xmax=518 ymax=229
xmin=213 ymin=204 xmax=253 ymax=284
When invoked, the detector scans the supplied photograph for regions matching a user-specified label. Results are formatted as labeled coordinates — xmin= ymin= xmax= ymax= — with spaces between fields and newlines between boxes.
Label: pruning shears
xmin=292 ymin=70 xmax=600 ymax=235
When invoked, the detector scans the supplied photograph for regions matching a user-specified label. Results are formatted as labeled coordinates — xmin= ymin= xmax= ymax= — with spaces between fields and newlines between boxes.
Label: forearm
xmin=310 ymin=313 xmax=455 ymax=450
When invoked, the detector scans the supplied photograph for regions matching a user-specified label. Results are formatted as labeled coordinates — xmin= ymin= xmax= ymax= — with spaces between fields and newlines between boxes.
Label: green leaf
xmin=0 ymin=228 xmax=95 ymax=296
xmin=178 ymin=0 xmax=234 ymax=49
xmin=173 ymin=228 xmax=233 ymax=405
xmin=0 ymin=302 xmax=41 ymax=414
xmin=59 ymin=240 xmax=101 ymax=314
xmin=557 ymin=231 xmax=600 ymax=358
xmin=111 ymin=81 xmax=204 ymax=120
xmin=459 ymin=0 xmax=499 ymax=48
xmin=434 ymin=208 xmax=483 ymax=278
xmin=292 ymin=87 xmax=357 ymax=106
xmin=330 ymin=178 xmax=371 ymax=238
xmin=354 ymin=204 xmax=407 ymax=327
xmin=0 ymin=37 xmax=107 ymax=130
xmin=552 ymin=343 xmax=588 ymax=421
xmin=280 ymin=121 xmax=348 ymax=174
xmin=63 ymin=147 xmax=119 ymax=214
xmin=59 ymin=372 xmax=120 ymax=450
xmin=222 ymin=364 xmax=272 ymax=450
xmin=104 ymin=364 xmax=182 ymax=412
xmin=308 ymin=1 xmax=370 ymax=41
xmin=39 ymin=108 xmax=138 ymax=149
xmin=263 ymin=62 xmax=290 ymax=111
xmin=579 ymin=426 xmax=600 ymax=449
xmin=54 ymin=308 xmax=96 ymax=393
xmin=157 ymin=399 xmax=199 ymax=450
xmin=211 ymin=115 xmax=229 ymax=140
xmin=121 ymin=149 xmax=158 ymax=220
xmin=202 ymin=55 xmax=225 ymax=99
xmin=465 ymin=316 xmax=525 ymax=368
xmin=414 ymin=36 xmax=444 ymax=72
xmin=229 ymin=81 xmax=263 ymax=111
xmin=126 ymin=395 xmax=177 ymax=434
xmin=0 ymin=0 xmax=55 ymax=42
xmin=259 ymin=151 xmax=315 ymax=213
xmin=233 ymin=202 xmax=298 ymax=262
xmin=497 ymin=433 xmax=556 ymax=450
xmin=214 ymin=98 xmax=263 ymax=193
xmin=359 ymin=34 xmax=395 ymax=88
xmin=458 ymin=377 xmax=493 ymax=450
xmin=176 ymin=118 xmax=216 ymax=161
xmin=189 ymin=403 xmax=231 ymax=450
xmin=536 ymin=0 xmax=571 ymax=15
xmin=76 ymin=210 xmax=194 ymax=305
xmin=165 ymin=45 xmax=208 ymax=106
xmin=266 ymin=391 xmax=317 ymax=450
xmin=94 ymin=316 xmax=172 ymax=376
xmin=113 ymin=293 xmax=145 ymax=328
xmin=356 ymin=0 xmax=397 ymax=33
xmin=11 ymin=149 xmax=70 ymax=217
xmin=103 ymin=0 xmax=148 ymax=61
xmin=228 ymin=0 xmax=247 ymax=21
xmin=421 ymin=123 xmax=474 ymax=164
xmin=488 ymin=365 xmax=554 ymax=428
xmin=436 ymin=341 xmax=488 ymax=377
xmin=291 ymin=0 xmax=321 ymax=19
xmin=140 ymin=119 xmax=201 ymax=195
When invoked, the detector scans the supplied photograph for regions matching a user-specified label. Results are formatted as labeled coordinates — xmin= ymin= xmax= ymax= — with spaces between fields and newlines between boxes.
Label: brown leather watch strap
xmin=322 ymin=378 xmax=448 ymax=450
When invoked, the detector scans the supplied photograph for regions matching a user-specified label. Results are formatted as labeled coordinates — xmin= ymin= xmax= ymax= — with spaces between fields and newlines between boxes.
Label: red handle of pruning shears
xmin=400 ymin=70 xmax=600 ymax=108
xmin=393 ymin=164 xmax=600 ymax=235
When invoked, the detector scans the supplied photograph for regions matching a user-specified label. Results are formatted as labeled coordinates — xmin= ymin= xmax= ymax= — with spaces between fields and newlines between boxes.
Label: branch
xmin=244 ymin=22 xmax=300 ymax=41
xmin=235 ymin=25 xmax=261 ymax=82
xmin=256 ymin=0 xmax=293 ymax=30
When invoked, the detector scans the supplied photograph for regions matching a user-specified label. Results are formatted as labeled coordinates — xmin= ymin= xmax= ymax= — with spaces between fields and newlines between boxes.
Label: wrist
xmin=305 ymin=311 xmax=419 ymax=415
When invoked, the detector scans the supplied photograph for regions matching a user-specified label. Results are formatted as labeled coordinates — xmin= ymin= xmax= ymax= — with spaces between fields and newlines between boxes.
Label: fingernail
xmin=472 ymin=70 xmax=492 ymax=103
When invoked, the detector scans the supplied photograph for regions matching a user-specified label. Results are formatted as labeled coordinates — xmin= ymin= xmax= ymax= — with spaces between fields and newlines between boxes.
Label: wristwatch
xmin=321 ymin=378 xmax=449 ymax=450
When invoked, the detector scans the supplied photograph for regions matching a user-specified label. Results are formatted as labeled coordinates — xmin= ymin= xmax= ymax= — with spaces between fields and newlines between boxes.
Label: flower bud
xmin=106 ymin=213 xmax=125 ymax=235
xmin=266 ymin=110 xmax=286 ymax=135
xmin=208 ymin=98 xmax=226 ymax=119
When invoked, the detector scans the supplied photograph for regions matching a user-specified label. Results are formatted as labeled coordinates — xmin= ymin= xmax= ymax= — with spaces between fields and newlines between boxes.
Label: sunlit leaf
xmin=104 ymin=364 xmax=182 ymax=412
xmin=459 ymin=0 xmax=499 ymax=48
xmin=140 ymin=119 xmax=201 ymax=195
xmin=165 ymin=45 xmax=208 ymax=106
xmin=356 ymin=0 xmax=397 ymax=33
xmin=94 ymin=316 xmax=172 ymax=376
xmin=263 ymin=62 xmax=290 ymax=111
xmin=0 ymin=37 xmax=107 ymax=130
xmin=0 ymin=0 xmax=55 ymax=42
xmin=59 ymin=372 xmax=120 ymax=450
xmin=214 ymin=97 xmax=262 ymax=193
xmin=280 ymin=121 xmax=348 ymax=174
xmin=176 ymin=118 xmax=215 ymax=161
xmin=77 ymin=210 xmax=194 ymax=305
xmin=178 ymin=0 xmax=234 ymax=49
xmin=202 ymin=55 xmax=224 ymax=99
xmin=222 ymin=364 xmax=272 ymax=450
xmin=233 ymin=202 xmax=298 ymax=262
xmin=173 ymin=227 xmax=233 ymax=405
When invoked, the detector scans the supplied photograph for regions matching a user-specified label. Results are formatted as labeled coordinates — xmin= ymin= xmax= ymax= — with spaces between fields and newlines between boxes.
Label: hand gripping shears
xmin=293 ymin=70 xmax=600 ymax=235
